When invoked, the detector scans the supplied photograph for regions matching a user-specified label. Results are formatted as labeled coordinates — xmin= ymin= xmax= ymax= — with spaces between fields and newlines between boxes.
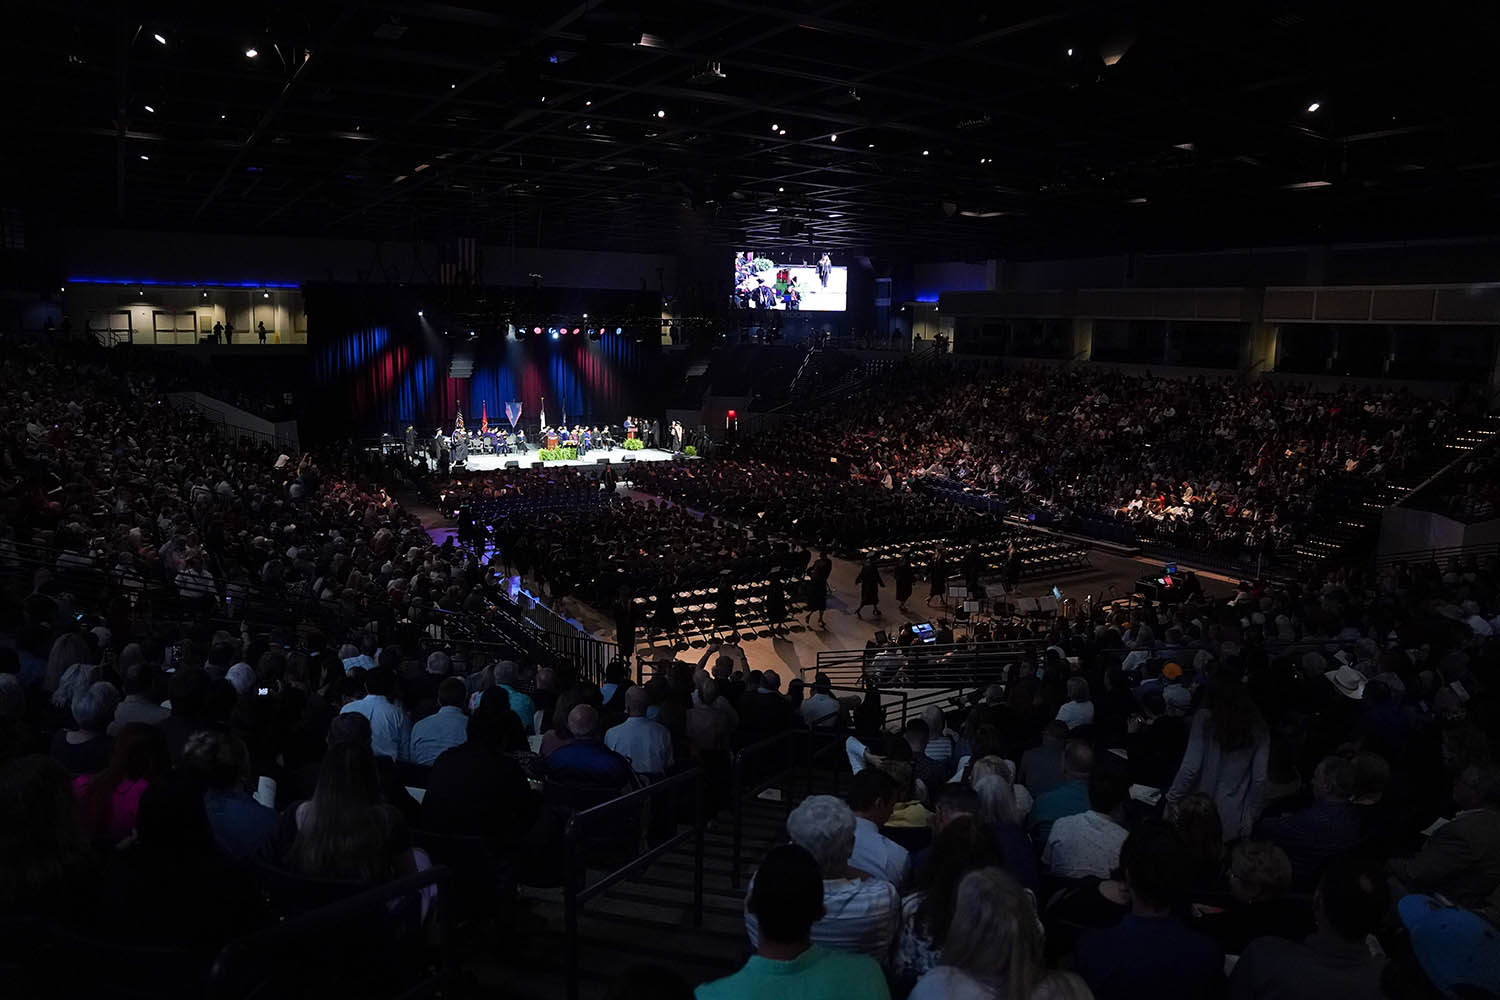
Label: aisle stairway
xmin=468 ymin=764 xmax=838 ymax=999
xmin=1293 ymin=414 xmax=1500 ymax=565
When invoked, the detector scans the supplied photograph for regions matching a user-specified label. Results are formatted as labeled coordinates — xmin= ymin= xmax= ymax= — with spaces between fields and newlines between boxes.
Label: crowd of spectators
xmin=698 ymin=548 xmax=1500 ymax=999
xmin=631 ymin=460 xmax=999 ymax=554
xmin=721 ymin=366 xmax=1459 ymax=562
xmin=3 ymin=334 xmax=1498 ymax=999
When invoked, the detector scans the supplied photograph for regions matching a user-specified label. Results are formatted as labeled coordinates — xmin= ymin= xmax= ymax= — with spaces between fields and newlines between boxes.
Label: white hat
xmin=1325 ymin=665 xmax=1366 ymax=700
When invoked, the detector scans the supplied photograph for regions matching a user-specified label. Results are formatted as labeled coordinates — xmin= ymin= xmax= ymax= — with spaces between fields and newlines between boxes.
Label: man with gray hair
xmin=745 ymin=794 xmax=900 ymax=962
xmin=605 ymin=685 xmax=673 ymax=780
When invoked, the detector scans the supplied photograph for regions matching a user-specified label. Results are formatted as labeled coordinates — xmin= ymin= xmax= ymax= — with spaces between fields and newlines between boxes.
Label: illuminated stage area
xmin=459 ymin=447 xmax=678 ymax=471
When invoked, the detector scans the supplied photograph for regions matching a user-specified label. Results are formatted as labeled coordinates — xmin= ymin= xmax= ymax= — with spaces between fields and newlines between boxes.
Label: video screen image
xmin=732 ymin=251 xmax=847 ymax=311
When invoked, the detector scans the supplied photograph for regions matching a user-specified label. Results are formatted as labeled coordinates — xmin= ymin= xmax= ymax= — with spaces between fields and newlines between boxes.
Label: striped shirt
xmin=747 ymin=873 xmax=900 ymax=963
xmin=1043 ymin=809 xmax=1127 ymax=879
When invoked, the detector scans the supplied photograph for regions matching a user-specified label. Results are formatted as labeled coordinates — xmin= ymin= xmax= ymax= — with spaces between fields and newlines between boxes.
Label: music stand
xmin=945 ymin=584 xmax=967 ymax=609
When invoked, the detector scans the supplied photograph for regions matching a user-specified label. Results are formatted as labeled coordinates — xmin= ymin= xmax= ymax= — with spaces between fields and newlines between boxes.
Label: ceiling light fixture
xmin=220 ymin=113 xmax=226 ymax=120
xmin=922 ymin=149 xmax=930 ymax=156
xmin=656 ymin=109 xmax=666 ymax=118
xmin=778 ymin=186 xmax=784 ymax=192
xmin=244 ymin=47 xmax=258 ymax=59
xmin=1067 ymin=47 xmax=1074 ymax=56
xmin=413 ymin=163 xmax=430 ymax=172
xmin=1306 ymin=101 xmax=1320 ymax=113
xmin=765 ymin=206 xmax=778 ymax=212
xmin=1127 ymin=196 xmax=1148 ymax=204
xmin=1283 ymin=179 xmax=1331 ymax=189
xmin=585 ymin=100 xmax=592 ymax=106
xmin=143 ymin=104 xmax=155 ymax=113
xmin=829 ymin=133 xmax=837 ymax=142
xmin=262 ymin=291 xmax=270 ymax=299
xmin=139 ymin=154 xmax=149 ymax=161
xmin=153 ymin=33 xmax=167 ymax=45
xmin=771 ymin=123 xmax=779 ymax=132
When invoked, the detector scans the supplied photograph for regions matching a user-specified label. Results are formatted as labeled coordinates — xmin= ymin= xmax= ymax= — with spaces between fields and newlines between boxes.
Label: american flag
xmin=440 ymin=236 xmax=479 ymax=285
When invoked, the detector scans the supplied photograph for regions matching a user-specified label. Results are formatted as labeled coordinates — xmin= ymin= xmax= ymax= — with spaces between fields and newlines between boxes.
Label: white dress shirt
xmin=407 ymin=705 xmax=468 ymax=766
xmin=604 ymin=715 xmax=674 ymax=777
xmin=746 ymin=873 xmax=900 ymax=963
xmin=1042 ymin=809 xmax=1127 ymax=879
xmin=1055 ymin=699 xmax=1096 ymax=730
xmin=801 ymin=692 xmax=842 ymax=727
xmin=340 ymin=694 xmax=412 ymax=762
xmin=849 ymin=815 xmax=910 ymax=888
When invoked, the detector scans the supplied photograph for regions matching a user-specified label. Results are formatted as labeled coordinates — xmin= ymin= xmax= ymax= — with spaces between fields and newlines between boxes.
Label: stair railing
xmin=562 ymin=766 xmax=707 ymax=1000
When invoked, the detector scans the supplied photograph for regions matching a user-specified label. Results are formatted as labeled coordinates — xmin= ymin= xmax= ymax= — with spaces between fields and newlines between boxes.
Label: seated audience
xmin=419 ymin=689 xmax=538 ymax=849
xmin=1196 ymin=840 xmax=1309 ymax=955
xmin=845 ymin=767 xmax=910 ymax=888
xmin=547 ymin=704 xmax=634 ymax=791
xmin=183 ymin=729 xmax=277 ymax=862
xmin=50 ymin=679 xmax=119 ymax=776
xmin=1055 ymin=676 xmax=1095 ymax=731
xmin=698 ymin=844 xmax=889 ymax=1000
xmin=893 ymin=815 xmax=999 ymax=989
xmin=1074 ymin=823 xmax=1226 ymax=1000
xmin=973 ymin=772 xmax=1039 ymax=890
xmin=284 ymin=739 xmax=417 ymax=882
xmin=746 ymin=795 xmax=900 ymax=962
xmin=605 ymin=686 xmax=674 ymax=780
xmin=1028 ymin=741 xmax=1094 ymax=844
xmin=1043 ymin=770 xmax=1129 ymax=881
xmin=339 ymin=667 xmax=411 ymax=762
xmin=1257 ymin=755 xmax=1362 ymax=888
xmin=1020 ymin=721 xmax=1069 ymax=798
xmin=908 ymin=866 xmax=1042 ymax=1000
xmin=73 ymin=721 xmax=169 ymax=843
xmin=1228 ymin=857 xmax=1389 ymax=999
xmin=1386 ymin=764 xmax=1500 ymax=917
xmin=407 ymin=676 xmax=470 ymax=766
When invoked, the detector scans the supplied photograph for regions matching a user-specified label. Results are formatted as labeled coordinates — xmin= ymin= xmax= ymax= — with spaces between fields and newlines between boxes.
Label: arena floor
xmin=461 ymin=446 xmax=678 ymax=472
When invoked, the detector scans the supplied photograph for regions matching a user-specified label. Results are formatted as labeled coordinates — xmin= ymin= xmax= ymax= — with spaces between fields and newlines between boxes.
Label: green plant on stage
xmin=537 ymin=447 xmax=577 ymax=462
xmin=622 ymin=438 xmax=644 ymax=451
xmin=683 ymin=445 xmax=698 ymax=457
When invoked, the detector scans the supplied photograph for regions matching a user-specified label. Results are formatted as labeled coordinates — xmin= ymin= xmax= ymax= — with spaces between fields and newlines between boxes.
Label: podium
xmin=546 ymin=432 xmax=559 ymax=449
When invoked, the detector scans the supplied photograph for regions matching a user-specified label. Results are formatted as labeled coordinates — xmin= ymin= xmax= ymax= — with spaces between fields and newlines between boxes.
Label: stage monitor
xmin=911 ymin=622 xmax=937 ymax=644
xmin=732 ymin=251 xmax=846 ymax=311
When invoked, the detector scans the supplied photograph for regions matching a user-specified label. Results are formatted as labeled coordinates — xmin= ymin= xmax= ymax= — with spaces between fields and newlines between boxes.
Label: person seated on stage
xmin=582 ymin=427 xmax=594 ymax=452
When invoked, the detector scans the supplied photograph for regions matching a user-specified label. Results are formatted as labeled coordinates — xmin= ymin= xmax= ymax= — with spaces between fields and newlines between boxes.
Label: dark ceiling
xmin=6 ymin=1 xmax=1500 ymax=258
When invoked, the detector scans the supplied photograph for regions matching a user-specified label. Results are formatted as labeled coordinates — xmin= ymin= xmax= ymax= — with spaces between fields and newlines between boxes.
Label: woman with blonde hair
xmin=973 ymin=775 xmax=1039 ymax=889
xmin=970 ymin=755 xmax=1033 ymax=816
xmin=909 ymin=866 xmax=1042 ymax=999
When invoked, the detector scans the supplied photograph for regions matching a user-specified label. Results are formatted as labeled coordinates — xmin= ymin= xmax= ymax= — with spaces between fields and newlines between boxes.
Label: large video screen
xmin=733 ymin=251 xmax=847 ymax=311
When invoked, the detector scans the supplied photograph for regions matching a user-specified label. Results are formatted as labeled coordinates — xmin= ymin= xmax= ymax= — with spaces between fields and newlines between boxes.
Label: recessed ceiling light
xmin=771 ymin=123 xmax=779 ymax=132
xmin=778 ymin=129 xmax=786 ymax=136
xmin=922 ymin=149 xmax=930 ymax=156
xmin=1067 ymin=47 xmax=1074 ymax=56
xmin=656 ymin=109 xmax=666 ymax=118
xmin=829 ymin=133 xmax=837 ymax=142
xmin=867 ymin=143 xmax=875 ymax=148
xmin=585 ymin=100 xmax=592 ymax=106
xmin=778 ymin=186 xmax=784 ymax=192
xmin=1306 ymin=101 xmax=1320 ymax=113
xmin=418 ymin=310 xmax=424 ymax=317
xmin=220 ymin=113 xmax=227 ymax=120
xmin=143 ymin=104 xmax=155 ymax=113
xmin=244 ymin=47 xmax=258 ymax=59
xmin=153 ymin=33 xmax=167 ymax=45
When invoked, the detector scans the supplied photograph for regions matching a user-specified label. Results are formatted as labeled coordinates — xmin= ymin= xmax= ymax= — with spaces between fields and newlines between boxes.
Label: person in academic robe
xmin=893 ymin=554 xmax=915 ymax=613
xmin=927 ymin=548 xmax=948 ymax=606
xmin=854 ymin=559 xmax=884 ymax=618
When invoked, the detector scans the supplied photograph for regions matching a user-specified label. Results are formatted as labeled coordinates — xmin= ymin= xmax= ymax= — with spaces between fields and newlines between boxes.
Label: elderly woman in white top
xmin=745 ymin=794 xmax=901 ymax=963
xmin=1054 ymin=676 xmax=1095 ymax=731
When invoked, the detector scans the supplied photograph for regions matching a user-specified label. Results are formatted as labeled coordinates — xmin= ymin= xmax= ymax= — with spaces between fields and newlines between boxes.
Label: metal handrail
xmin=1374 ymin=541 xmax=1500 ymax=569
xmin=562 ymin=766 xmax=706 ymax=1000
xmin=812 ymin=639 xmax=1046 ymax=690
xmin=209 ymin=865 xmax=455 ymax=998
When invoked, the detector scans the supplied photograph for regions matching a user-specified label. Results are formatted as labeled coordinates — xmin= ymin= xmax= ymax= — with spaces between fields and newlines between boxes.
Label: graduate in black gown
xmin=854 ymin=558 xmax=884 ymax=618
xmin=893 ymin=554 xmax=915 ymax=613
xmin=803 ymin=551 xmax=832 ymax=628
xmin=927 ymin=548 xmax=948 ymax=606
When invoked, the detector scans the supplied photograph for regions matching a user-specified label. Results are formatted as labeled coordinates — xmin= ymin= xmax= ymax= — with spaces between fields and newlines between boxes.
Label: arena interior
xmin=4 ymin=4 xmax=1500 ymax=999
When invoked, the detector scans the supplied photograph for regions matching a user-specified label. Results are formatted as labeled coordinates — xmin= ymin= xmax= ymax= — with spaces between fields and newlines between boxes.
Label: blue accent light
xmin=67 ymin=277 xmax=300 ymax=289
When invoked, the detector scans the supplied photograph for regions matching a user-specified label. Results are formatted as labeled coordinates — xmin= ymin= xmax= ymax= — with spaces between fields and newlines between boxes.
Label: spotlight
xmin=417 ymin=310 xmax=424 ymax=317
xmin=551 ymin=330 xmax=560 ymax=340
xmin=143 ymin=104 xmax=155 ymax=113
xmin=201 ymin=291 xmax=207 ymax=298
xmin=582 ymin=312 xmax=588 ymax=319
xmin=245 ymin=47 xmax=258 ymax=59
xmin=139 ymin=154 xmax=149 ymax=161
xmin=571 ymin=328 xmax=580 ymax=336
xmin=778 ymin=186 xmax=784 ymax=192
xmin=588 ymin=328 xmax=602 ymax=341
xmin=656 ymin=109 xmax=666 ymax=118
xmin=1306 ymin=101 xmax=1321 ymax=113
xmin=533 ymin=326 xmax=542 ymax=335
xmin=922 ymin=150 xmax=930 ymax=156
xmin=615 ymin=327 xmax=623 ymax=336
xmin=778 ymin=129 xmax=786 ymax=136
xmin=771 ymin=123 xmax=779 ymax=132
xmin=468 ymin=329 xmax=474 ymax=336
xmin=60 ymin=286 xmax=65 ymax=293
xmin=153 ymin=33 xmax=167 ymax=45
xmin=1067 ymin=47 xmax=1073 ymax=56
xmin=262 ymin=291 xmax=269 ymax=298
xmin=829 ymin=133 xmax=837 ymax=142
xmin=585 ymin=100 xmax=591 ymax=106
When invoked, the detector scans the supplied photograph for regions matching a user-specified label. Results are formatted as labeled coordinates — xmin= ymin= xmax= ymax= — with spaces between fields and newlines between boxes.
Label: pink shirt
xmin=73 ymin=775 xmax=149 ymax=842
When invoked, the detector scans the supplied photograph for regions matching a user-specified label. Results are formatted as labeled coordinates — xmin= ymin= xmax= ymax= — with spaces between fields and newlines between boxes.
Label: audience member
xmin=605 ymin=686 xmax=674 ymax=780
xmin=407 ymin=676 xmax=469 ymax=766
xmin=908 ymin=866 xmax=1042 ymax=1000
xmin=845 ymin=768 xmax=910 ymax=888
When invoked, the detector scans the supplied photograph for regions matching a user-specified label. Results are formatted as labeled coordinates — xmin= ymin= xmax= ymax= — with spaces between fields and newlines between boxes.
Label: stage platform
xmin=459 ymin=447 xmax=678 ymax=472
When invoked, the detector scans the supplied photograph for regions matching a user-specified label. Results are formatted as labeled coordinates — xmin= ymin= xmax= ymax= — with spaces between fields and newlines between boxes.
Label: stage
xmin=458 ymin=446 xmax=679 ymax=472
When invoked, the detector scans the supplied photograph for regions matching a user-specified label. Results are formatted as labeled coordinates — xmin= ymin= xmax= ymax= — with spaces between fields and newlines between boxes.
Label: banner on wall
xmin=481 ymin=402 xmax=489 ymax=435
xmin=505 ymin=402 xmax=522 ymax=428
